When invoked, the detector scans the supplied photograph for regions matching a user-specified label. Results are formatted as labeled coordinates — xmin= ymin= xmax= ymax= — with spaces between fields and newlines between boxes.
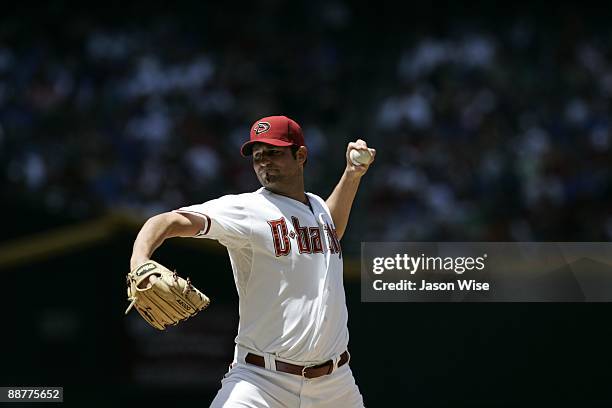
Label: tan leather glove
xmin=125 ymin=260 xmax=210 ymax=330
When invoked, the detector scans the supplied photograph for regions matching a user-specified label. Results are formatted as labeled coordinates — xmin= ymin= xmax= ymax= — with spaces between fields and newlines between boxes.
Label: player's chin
xmin=257 ymin=174 xmax=276 ymax=188
xmin=258 ymin=171 xmax=278 ymax=184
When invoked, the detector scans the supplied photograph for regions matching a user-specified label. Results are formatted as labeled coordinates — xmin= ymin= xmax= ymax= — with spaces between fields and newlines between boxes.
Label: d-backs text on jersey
xmin=267 ymin=216 xmax=341 ymax=258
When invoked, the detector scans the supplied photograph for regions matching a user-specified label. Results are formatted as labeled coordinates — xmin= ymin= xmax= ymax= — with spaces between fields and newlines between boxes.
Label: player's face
xmin=252 ymin=144 xmax=302 ymax=192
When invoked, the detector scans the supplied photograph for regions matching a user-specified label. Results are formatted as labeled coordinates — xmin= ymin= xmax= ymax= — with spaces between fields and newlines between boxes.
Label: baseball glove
xmin=125 ymin=260 xmax=210 ymax=330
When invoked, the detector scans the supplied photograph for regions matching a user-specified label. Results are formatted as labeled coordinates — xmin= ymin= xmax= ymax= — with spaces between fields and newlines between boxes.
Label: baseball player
xmin=130 ymin=115 xmax=375 ymax=407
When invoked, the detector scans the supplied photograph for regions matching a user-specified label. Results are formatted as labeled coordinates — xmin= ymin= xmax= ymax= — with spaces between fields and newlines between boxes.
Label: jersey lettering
xmin=268 ymin=217 xmax=340 ymax=258
xmin=324 ymin=222 xmax=342 ymax=257
xmin=291 ymin=216 xmax=312 ymax=254
xmin=268 ymin=218 xmax=291 ymax=257
xmin=309 ymin=227 xmax=323 ymax=253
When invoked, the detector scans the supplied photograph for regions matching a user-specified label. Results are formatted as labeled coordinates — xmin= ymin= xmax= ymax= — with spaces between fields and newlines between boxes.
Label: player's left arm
xmin=325 ymin=139 xmax=376 ymax=240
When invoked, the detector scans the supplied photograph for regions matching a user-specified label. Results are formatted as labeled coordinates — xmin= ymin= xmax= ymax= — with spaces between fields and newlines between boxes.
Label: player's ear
xmin=296 ymin=146 xmax=308 ymax=166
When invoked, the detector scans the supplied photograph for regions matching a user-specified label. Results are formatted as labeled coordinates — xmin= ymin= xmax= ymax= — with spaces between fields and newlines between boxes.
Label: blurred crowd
xmin=370 ymin=20 xmax=612 ymax=242
xmin=2 ymin=4 xmax=611 ymax=246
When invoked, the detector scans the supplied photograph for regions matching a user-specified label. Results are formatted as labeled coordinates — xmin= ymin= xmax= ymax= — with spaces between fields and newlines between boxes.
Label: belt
xmin=245 ymin=351 xmax=350 ymax=379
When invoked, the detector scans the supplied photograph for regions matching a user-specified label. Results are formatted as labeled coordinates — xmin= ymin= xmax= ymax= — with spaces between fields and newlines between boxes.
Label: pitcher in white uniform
xmin=130 ymin=115 xmax=376 ymax=407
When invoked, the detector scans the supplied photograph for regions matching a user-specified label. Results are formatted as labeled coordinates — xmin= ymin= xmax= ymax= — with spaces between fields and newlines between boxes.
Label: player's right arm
xmin=130 ymin=212 xmax=204 ymax=270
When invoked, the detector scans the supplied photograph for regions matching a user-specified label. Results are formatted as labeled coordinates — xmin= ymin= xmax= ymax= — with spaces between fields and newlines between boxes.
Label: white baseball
xmin=349 ymin=149 xmax=373 ymax=166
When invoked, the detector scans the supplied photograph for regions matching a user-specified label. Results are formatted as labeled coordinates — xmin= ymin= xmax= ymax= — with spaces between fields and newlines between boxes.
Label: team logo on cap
xmin=254 ymin=122 xmax=271 ymax=135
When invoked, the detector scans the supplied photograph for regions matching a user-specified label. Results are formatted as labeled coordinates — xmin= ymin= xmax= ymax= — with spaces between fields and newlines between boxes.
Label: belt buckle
xmin=301 ymin=363 xmax=315 ymax=378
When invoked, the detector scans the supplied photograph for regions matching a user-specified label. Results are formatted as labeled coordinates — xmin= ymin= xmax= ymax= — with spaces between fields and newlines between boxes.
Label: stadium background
xmin=1 ymin=2 xmax=612 ymax=406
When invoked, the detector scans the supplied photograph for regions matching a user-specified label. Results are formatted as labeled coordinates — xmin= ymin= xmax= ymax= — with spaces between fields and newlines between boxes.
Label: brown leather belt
xmin=245 ymin=351 xmax=349 ymax=379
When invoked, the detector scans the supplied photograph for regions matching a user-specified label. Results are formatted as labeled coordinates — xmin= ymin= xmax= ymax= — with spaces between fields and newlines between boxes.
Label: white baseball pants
xmin=209 ymin=360 xmax=364 ymax=408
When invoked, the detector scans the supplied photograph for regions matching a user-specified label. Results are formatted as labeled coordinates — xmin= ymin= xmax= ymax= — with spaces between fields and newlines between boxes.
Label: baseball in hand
xmin=349 ymin=148 xmax=373 ymax=166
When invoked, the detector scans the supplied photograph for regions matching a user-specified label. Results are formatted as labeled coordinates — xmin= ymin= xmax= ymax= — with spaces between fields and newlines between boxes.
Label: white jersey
xmin=175 ymin=187 xmax=348 ymax=363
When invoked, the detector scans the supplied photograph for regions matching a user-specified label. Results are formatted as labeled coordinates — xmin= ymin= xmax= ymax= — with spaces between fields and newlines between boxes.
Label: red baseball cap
xmin=240 ymin=115 xmax=305 ymax=156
